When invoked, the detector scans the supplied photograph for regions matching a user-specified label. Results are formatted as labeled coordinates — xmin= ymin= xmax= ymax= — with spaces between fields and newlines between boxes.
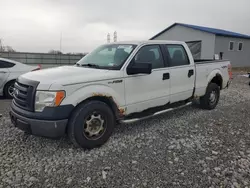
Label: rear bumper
xmin=226 ymin=80 xmax=231 ymax=88
xmin=10 ymin=101 xmax=74 ymax=138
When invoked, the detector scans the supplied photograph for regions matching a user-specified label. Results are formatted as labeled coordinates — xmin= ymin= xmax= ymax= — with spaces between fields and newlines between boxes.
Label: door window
xmin=165 ymin=45 xmax=189 ymax=67
xmin=0 ymin=60 xmax=15 ymax=68
xmin=133 ymin=45 xmax=164 ymax=69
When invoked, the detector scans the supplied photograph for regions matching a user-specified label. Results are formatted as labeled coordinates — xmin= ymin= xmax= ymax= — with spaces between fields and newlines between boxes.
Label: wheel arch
xmin=207 ymin=70 xmax=223 ymax=90
xmin=62 ymin=84 xmax=126 ymax=120
xmin=210 ymin=74 xmax=223 ymax=90
xmin=69 ymin=95 xmax=125 ymax=121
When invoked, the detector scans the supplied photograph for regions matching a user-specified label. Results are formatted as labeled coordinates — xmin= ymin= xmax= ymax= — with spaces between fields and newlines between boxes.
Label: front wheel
xmin=67 ymin=100 xmax=115 ymax=149
xmin=200 ymin=83 xmax=220 ymax=110
xmin=4 ymin=81 xmax=15 ymax=99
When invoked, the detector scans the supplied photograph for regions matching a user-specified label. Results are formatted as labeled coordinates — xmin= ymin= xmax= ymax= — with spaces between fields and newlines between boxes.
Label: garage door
xmin=186 ymin=41 xmax=201 ymax=60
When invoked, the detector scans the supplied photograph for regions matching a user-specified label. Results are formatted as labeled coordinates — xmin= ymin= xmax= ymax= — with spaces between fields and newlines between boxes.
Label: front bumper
xmin=10 ymin=102 xmax=74 ymax=138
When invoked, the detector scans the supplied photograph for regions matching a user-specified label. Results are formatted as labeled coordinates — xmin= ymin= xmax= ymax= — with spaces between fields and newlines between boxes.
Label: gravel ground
xmin=0 ymin=75 xmax=250 ymax=188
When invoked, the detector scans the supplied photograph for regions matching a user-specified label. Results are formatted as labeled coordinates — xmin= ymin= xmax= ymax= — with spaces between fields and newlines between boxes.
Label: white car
xmin=9 ymin=40 xmax=232 ymax=149
xmin=0 ymin=58 xmax=40 ymax=98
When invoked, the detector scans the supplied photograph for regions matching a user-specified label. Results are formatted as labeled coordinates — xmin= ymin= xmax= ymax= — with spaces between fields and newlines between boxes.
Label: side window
xmin=165 ymin=45 xmax=189 ymax=67
xmin=229 ymin=41 xmax=234 ymax=51
xmin=238 ymin=42 xmax=243 ymax=51
xmin=0 ymin=60 xmax=15 ymax=68
xmin=134 ymin=45 xmax=164 ymax=69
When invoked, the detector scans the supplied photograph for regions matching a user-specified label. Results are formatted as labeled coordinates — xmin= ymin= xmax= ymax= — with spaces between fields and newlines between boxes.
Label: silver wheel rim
xmin=209 ymin=90 xmax=217 ymax=105
xmin=8 ymin=84 xmax=15 ymax=97
xmin=83 ymin=111 xmax=106 ymax=140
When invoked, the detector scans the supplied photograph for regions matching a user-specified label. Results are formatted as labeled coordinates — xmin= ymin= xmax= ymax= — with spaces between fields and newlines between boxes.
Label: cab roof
xmin=109 ymin=40 xmax=186 ymax=45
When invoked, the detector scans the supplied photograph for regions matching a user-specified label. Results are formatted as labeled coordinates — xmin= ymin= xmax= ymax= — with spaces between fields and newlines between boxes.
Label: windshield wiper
xmin=80 ymin=63 xmax=100 ymax=68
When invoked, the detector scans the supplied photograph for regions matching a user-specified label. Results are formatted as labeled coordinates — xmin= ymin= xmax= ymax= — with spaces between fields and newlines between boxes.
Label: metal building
xmin=150 ymin=23 xmax=250 ymax=67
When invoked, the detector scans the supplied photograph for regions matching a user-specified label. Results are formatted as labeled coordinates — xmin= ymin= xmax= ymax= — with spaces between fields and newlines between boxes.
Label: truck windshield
xmin=76 ymin=44 xmax=137 ymax=70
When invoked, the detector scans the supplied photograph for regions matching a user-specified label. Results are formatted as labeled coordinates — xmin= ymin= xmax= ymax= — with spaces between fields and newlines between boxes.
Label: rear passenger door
xmin=164 ymin=44 xmax=195 ymax=103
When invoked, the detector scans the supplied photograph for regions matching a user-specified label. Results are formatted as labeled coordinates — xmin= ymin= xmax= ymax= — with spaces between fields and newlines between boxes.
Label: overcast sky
xmin=0 ymin=0 xmax=249 ymax=53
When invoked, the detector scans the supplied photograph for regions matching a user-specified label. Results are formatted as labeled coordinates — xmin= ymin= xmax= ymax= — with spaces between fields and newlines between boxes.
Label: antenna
xmin=107 ymin=33 xmax=110 ymax=43
xmin=113 ymin=31 xmax=117 ymax=42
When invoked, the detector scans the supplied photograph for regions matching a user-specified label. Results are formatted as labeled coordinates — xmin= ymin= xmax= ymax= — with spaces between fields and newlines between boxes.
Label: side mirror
xmin=127 ymin=62 xmax=152 ymax=75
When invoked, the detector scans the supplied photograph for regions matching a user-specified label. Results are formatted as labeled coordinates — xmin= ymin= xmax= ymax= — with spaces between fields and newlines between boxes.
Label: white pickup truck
xmin=9 ymin=40 xmax=232 ymax=149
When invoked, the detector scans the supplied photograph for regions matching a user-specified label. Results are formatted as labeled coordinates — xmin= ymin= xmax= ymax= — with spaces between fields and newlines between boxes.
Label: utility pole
xmin=107 ymin=33 xmax=110 ymax=43
xmin=113 ymin=31 xmax=117 ymax=42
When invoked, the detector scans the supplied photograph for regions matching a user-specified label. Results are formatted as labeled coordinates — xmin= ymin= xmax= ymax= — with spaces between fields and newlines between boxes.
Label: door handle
xmin=162 ymin=73 xmax=170 ymax=80
xmin=188 ymin=69 xmax=194 ymax=77
xmin=0 ymin=71 xmax=7 ymax=73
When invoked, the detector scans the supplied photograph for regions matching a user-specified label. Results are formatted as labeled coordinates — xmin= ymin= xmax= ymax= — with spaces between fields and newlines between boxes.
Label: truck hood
xmin=20 ymin=66 xmax=119 ymax=90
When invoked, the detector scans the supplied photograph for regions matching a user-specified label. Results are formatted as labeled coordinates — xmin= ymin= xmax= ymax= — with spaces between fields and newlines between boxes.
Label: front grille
xmin=13 ymin=79 xmax=39 ymax=111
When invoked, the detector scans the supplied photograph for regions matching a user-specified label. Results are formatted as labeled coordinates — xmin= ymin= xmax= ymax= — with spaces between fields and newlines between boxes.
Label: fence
xmin=0 ymin=52 xmax=85 ymax=66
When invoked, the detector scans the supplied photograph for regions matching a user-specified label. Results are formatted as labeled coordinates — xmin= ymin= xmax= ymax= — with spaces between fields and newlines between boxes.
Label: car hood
xmin=20 ymin=66 xmax=120 ymax=90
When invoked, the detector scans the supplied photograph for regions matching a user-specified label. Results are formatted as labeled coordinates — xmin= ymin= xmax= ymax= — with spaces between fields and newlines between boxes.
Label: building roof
xmin=150 ymin=23 xmax=250 ymax=40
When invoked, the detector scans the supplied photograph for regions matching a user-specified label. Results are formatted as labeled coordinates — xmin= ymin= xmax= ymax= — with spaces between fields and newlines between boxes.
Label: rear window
xmin=165 ymin=45 xmax=190 ymax=67
xmin=0 ymin=60 xmax=15 ymax=68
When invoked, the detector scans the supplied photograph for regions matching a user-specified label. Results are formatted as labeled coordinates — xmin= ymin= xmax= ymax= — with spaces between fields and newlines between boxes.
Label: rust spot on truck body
xmin=91 ymin=93 xmax=126 ymax=116
xmin=118 ymin=107 xmax=126 ymax=115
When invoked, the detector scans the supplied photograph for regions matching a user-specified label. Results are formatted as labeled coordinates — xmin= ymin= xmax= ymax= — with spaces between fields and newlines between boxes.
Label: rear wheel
xmin=4 ymin=81 xmax=15 ymax=99
xmin=200 ymin=83 xmax=220 ymax=110
xmin=67 ymin=100 xmax=115 ymax=149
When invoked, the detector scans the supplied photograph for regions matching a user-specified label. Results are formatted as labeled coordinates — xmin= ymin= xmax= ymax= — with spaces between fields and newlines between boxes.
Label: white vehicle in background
xmin=0 ymin=58 xmax=41 ymax=98
xmin=9 ymin=40 xmax=232 ymax=149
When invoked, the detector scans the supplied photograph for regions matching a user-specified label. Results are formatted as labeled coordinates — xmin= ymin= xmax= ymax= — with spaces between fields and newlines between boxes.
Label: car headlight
xmin=35 ymin=91 xmax=65 ymax=112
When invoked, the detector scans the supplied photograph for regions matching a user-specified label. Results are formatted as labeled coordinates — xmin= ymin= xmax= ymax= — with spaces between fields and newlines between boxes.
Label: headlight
xmin=35 ymin=91 xmax=65 ymax=112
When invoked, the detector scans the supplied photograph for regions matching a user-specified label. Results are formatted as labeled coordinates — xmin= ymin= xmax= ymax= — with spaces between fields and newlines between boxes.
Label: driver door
xmin=124 ymin=44 xmax=170 ymax=114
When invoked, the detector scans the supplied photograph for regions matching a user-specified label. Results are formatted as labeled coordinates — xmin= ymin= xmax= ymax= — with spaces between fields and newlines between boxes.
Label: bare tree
xmin=0 ymin=39 xmax=15 ymax=52
xmin=5 ymin=46 xmax=15 ymax=52
xmin=48 ymin=50 xmax=62 ymax=54
xmin=0 ymin=39 xmax=4 ymax=52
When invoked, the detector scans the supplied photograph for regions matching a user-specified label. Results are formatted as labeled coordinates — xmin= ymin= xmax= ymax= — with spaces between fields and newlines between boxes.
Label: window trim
xmin=237 ymin=42 xmax=243 ymax=51
xmin=228 ymin=41 xmax=234 ymax=51
xmin=164 ymin=44 xmax=190 ymax=67
xmin=127 ymin=44 xmax=166 ymax=70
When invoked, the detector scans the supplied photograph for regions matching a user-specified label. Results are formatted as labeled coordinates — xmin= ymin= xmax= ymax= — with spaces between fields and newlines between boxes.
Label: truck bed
xmin=194 ymin=60 xmax=230 ymax=97
xmin=194 ymin=59 xmax=228 ymax=64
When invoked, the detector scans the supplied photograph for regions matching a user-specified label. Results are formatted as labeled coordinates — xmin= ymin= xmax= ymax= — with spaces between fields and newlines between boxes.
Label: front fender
xmin=61 ymin=83 xmax=125 ymax=108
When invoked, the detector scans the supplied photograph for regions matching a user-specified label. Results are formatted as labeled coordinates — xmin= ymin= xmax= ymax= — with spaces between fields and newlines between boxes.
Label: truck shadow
xmin=13 ymin=105 xmax=199 ymax=151
xmin=10 ymin=104 xmax=201 ymax=151
xmin=114 ymin=105 xmax=200 ymax=135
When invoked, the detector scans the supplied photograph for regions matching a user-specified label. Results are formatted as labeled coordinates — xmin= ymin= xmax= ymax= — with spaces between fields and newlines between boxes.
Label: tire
xmin=67 ymin=100 xmax=115 ymax=149
xmin=4 ymin=80 xmax=15 ymax=99
xmin=200 ymin=83 xmax=220 ymax=110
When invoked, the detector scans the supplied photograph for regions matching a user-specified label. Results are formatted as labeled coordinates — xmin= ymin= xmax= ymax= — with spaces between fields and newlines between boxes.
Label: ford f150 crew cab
xmin=9 ymin=40 xmax=232 ymax=149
